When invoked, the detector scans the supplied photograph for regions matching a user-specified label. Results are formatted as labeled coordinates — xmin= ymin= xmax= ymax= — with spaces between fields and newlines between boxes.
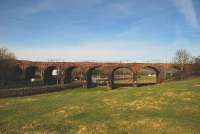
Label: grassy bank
xmin=0 ymin=78 xmax=200 ymax=134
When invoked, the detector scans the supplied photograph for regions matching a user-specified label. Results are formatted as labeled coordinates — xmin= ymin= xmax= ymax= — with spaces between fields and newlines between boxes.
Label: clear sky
xmin=0 ymin=0 xmax=200 ymax=62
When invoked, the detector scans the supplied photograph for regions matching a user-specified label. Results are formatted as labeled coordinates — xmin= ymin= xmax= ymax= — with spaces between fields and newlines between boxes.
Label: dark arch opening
xmin=138 ymin=66 xmax=159 ymax=86
xmin=86 ymin=67 xmax=106 ymax=88
xmin=44 ymin=66 xmax=58 ymax=85
xmin=165 ymin=66 xmax=181 ymax=81
xmin=112 ymin=67 xmax=134 ymax=88
xmin=25 ymin=66 xmax=41 ymax=81
xmin=64 ymin=66 xmax=82 ymax=84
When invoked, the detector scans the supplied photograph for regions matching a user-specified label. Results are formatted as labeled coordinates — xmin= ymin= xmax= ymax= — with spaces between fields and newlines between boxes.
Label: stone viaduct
xmin=16 ymin=60 xmax=194 ymax=89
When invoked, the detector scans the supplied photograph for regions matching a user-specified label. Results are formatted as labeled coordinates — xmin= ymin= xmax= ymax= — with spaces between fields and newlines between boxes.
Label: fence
xmin=0 ymin=82 xmax=82 ymax=98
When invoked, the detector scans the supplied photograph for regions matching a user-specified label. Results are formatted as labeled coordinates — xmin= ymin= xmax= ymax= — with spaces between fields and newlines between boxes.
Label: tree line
xmin=173 ymin=49 xmax=198 ymax=70
xmin=0 ymin=47 xmax=20 ymax=87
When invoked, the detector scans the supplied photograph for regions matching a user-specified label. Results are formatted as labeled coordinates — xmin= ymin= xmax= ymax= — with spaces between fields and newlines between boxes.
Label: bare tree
xmin=195 ymin=56 xmax=200 ymax=64
xmin=173 ymin=49 xmax=192 ymax=71
xmin=0 ymin=47 xmax=17 ymax=86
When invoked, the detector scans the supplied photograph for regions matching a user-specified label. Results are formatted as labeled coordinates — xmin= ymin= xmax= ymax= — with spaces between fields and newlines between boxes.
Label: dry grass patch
xmin=0 ymin=102 xmax=11 ymax=108
xmin=134 ymin=118 xmax=164 ymax=129
xmin=103 ymin=98 xmax=118 ymax=105
xmin=163 ymin=91 xmax=177 ymax=97
xmin=76 ymin=123 xmax=108 ymax=134
xmin=103 ymin=98 xmax=124 ymax=110
xmin=124 ymin=97 xmax=165 ymax=111
xmin=24 ymin=98 xmax=37 ymax=102
xmin=118 ymin=117 xmax=165 ymax=133
xmin=163 ymin=91 xmax=196 ymax=101
xmin=52 ymin=106 xmax=84 ymax=118
xmin=194 ymin=84 xmax=200 ymax=87
xmin=176 ymin=105 xmax=200 ymax=114
xmin=20 ymin=120 xmax=38 ymax=132
xmin=179 ymin=92 xmax=197 ymax=101
xmin=76 ymin=125 xmax=88 ymax=134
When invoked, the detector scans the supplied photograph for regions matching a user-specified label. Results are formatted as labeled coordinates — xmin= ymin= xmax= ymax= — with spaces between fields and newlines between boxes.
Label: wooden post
xmin=133 ymin=72 xmax=138 ymax=87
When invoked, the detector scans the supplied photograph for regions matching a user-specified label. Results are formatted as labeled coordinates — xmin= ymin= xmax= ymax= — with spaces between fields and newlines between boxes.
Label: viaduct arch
xmin=15 ymin=60 xmax=194 ymax=89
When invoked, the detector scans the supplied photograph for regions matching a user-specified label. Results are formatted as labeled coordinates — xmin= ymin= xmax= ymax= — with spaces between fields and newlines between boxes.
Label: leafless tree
xmin=173 ymin=49 xmax=192 ymax=71
xmin=195 ymin=56 xmax=200 ymax=64
xmin=0 ymin=47 xmax=17 ymax=86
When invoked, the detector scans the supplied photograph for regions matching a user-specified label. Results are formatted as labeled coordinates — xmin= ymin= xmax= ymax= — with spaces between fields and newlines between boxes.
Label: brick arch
xmin=64 ymin=66 xmax=82 ymax=84
xmin=85 ymin=66 xmax=104 ymax=88
xmin=167 ymin=65 xmax=181 ymax=71
xmin=111 ymin=66 xmax=135 ymax=88
xmin=23 ymin=64 xmax=40 ymax=70
xmin=111 ymin=66 xmax=135 ymax=74
xmin=141 ymin=66 xmax=160 ymax=73
xmin=138 ymin=66 xmax=161 ymax=83
xmin=25 ymin=66 xmax=41 ymax=81
xmin=43 ymin=66 xmax=58 ymax=85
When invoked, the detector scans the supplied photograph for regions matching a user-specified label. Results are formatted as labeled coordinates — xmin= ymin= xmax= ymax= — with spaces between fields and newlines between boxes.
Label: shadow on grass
xmin=137 ymin=83 xmax=156 ymax=87
xmin=113 ymin=83 xmax=156 ymax=89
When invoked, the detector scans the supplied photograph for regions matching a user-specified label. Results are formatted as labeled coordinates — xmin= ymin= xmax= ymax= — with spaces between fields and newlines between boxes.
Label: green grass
xmin=138 ymin=75 xmax=156 ymax=83
xmin=114 ymin=75 xmax=156 ymax=84
xmin=114 ymin=78 xmax=133 ymax=83
xmin=0 ymin=78 xmax=200 ymax=134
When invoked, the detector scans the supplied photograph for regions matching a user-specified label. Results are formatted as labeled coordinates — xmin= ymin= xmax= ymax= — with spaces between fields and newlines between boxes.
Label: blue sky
xmin=0 ymin=0 xmax=200 ymax=62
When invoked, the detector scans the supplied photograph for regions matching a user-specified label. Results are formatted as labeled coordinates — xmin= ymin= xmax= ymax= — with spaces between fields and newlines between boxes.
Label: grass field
xmin=114 ymin=78 xmax=133 ymax=84
xmin=138 ymin=75 xmax=157 ymax=83
xmin=114 ymin=75 xmax=156 ymax=84
xmin=0 ymin=78 xmax=200 ymax=134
